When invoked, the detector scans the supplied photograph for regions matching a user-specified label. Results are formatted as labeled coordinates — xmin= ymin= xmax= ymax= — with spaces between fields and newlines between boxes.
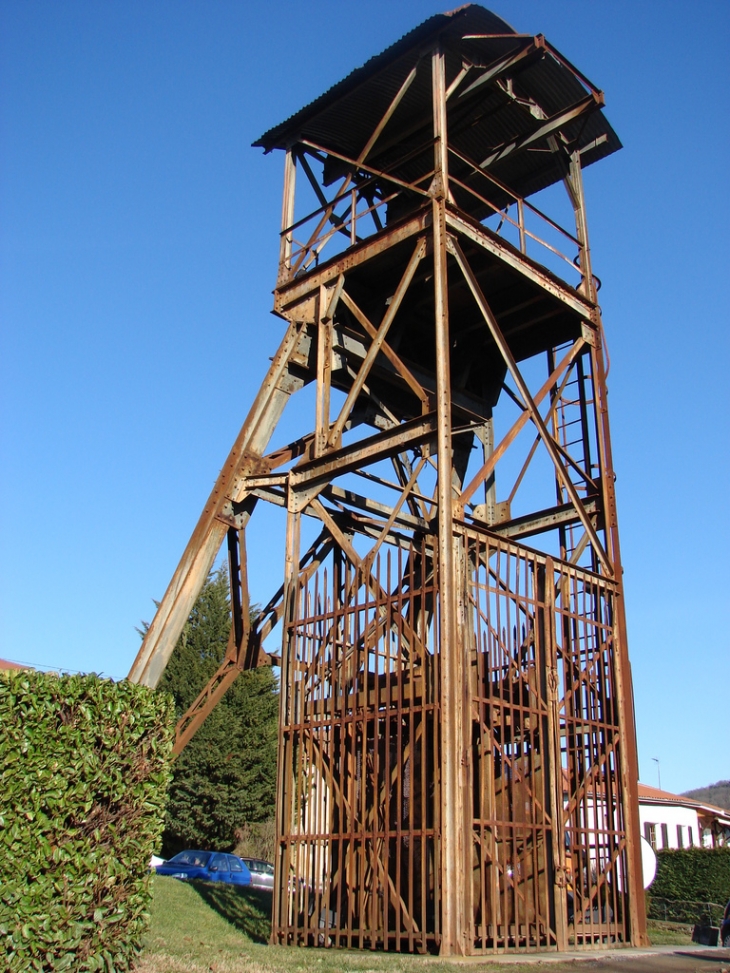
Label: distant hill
xmin=681 ymin=780 xmax=730 ymax=812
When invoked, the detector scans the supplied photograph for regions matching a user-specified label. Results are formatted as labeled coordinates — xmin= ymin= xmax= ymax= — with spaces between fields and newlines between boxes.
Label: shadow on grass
xmin=189 ymin=881 xmax=272 ymax=944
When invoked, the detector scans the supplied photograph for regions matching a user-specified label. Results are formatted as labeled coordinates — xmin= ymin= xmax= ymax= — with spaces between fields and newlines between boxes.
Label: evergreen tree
xmin=148 ymin=567 xmax=279 ymax=856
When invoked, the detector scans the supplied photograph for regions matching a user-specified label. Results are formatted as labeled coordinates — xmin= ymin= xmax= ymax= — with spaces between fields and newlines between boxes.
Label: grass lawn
xmin=644 ymin=919 xmax=694 ymax=946
xmin=137 ymin=875 xmax=272 ymax=973
xmin=137 ymin=876 xmax=690 ymax=973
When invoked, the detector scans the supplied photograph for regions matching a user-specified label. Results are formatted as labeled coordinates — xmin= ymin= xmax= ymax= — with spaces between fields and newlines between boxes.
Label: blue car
xmin=155 ymin=850 xmax=252 ymax=886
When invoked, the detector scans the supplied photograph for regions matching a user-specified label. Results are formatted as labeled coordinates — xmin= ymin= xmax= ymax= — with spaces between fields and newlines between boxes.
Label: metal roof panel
xmin=254 ymin=5 xmax=621 ymax=216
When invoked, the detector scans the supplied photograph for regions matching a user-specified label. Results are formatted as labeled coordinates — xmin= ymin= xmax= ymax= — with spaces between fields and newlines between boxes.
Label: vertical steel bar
xmin=227 ymin=527 xmax=243 ymax=650
xmin=587 ymin=235 xmax=647 ymax=946
xmin=298 ymin=579 xmax=310 ymax=940
xmin=406 ymin=546 xmax=415 ymax=953
xmin=315 ymin=287 xmax=327 ymax=459
xmin=395 ymin=562 xmax=404 ymax=950
xmin=385 ymin=548 xmax=393 ymax=948
xmin=321 ymin=566 xmax=332 ymax=946
xmin=543 ymin=557 xmax=568 ymax=950
xmin=272 ymin=507 xmax=301 ymax=943
xmin=355 ymin=563 xmax=365 ymax=950
xmin=279 ymin=147 xmax=297 ymax=284
xmin=431 ymin=39 xmax=466 ymax=958
xmin=311 ymin=569 xmax=321 ymax=938
xmin=367 ymin=560 xmax=375 ymax=947
xmin=343 ymin=551 xmax=355 ymax=948
xmin=567 ymin=151 xmax=594 ymax=302
xmin=517 ymin=198 xmax=526 ymax=255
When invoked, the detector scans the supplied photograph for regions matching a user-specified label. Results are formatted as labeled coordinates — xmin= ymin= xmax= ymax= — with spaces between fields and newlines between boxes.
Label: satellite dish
xmin=641 ymin=835 xmax=657 ymax=889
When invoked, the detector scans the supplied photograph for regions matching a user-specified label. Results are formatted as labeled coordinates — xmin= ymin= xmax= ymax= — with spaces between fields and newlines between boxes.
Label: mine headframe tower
xmin=129 ymin=5 xmax=647 ymax=956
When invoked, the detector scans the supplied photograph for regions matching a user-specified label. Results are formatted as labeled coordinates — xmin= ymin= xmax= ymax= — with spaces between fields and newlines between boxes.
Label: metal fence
xmin=273 ymin=526 xmax=631 ymax=952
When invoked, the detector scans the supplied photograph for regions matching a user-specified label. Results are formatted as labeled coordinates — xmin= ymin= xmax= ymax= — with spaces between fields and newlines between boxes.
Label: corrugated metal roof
xmin=254 ymin=6 xmax=515 ymax=151
xmin=253 ymin=5 xmax=620 ymax=215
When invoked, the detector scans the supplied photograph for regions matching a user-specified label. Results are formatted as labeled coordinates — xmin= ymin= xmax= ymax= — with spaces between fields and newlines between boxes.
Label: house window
xmin=676 ymin=825 xmax=684 ymax=848
xmin=688 ymin=827 xmax=694 ymax=847
xmin=661 ymin=823 xmax=669 ymax=848
xmin=645 ymin=822 xmax=657 ymax=849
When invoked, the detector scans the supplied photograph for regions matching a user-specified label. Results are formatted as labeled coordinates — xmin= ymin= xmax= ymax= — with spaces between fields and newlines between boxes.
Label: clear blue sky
xmin=1 ymin=1 xmax=728 ymax=796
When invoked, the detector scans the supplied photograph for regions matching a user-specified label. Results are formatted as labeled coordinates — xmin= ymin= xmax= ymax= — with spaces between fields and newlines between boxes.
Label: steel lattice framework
xmin=129 ymin=5 xmax=647 ymax=955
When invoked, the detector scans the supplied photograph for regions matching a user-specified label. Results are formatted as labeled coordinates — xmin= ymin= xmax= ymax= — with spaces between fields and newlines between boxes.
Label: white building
xmin=638 ymin=783 xmax=730 ymax=850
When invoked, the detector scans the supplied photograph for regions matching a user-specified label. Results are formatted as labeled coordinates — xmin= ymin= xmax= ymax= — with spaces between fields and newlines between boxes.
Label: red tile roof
xmin=639 ymin=782 xmax=730 ymax=820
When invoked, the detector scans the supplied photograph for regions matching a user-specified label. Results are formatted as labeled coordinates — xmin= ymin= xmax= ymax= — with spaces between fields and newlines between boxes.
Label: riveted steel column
xmin=271 ymin=506 xmax=301 ymax=944
xmin=569 ymin=150 xmax=646 ymax=946
xmin=432 ymin=41 xmax=467 ymax=958
xmin=278 ymin=146 xmax=297 ymax=285
xmin=592 ymin=324 xmax=647 ymax=946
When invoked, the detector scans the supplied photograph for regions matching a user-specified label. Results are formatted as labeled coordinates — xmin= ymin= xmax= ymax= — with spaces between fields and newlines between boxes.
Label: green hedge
xmin=646 ymin=896 xmax=724 ymax=926
xmin=650 ymin=848 xmax=730 ymax=905
xmin=0 ymin=671 xmax=174 ymax=971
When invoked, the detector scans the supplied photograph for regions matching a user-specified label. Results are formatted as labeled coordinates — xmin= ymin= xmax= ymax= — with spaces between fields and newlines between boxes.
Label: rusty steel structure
xmin=129 ymin=5 xmax=647 ymax=956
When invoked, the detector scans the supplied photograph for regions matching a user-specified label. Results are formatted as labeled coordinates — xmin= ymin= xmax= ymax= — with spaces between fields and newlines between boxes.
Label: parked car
xmin=155 ymin=850 xmax=252 ymax=887
xmin=721 ymin=899 xmax=730 ymax=948
xmin=240 ymin=858 xmax=275 ymax=890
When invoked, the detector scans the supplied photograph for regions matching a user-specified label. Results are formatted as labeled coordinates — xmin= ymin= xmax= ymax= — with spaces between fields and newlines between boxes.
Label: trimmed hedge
xmin=646 ymin=896 xmax=724 ymax=926
xmin=0 ymin=671 xmax=174 ymax=971
xmin=650 ymin=848 xmax=730 ymax=905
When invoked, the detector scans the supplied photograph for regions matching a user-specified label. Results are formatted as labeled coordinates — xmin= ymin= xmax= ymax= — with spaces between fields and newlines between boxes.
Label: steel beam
xmin=449 ymin=238 xmax=611 ymax=574
xmin=482 ymin=498 xmax=599 ymax=541
xmin=446 ymin=210 xmax=594 ymax=319
xmin=128 ymin=321 xmax=311 ymax=688
xmin=290 ymin=412 xmax=437 ymax=492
